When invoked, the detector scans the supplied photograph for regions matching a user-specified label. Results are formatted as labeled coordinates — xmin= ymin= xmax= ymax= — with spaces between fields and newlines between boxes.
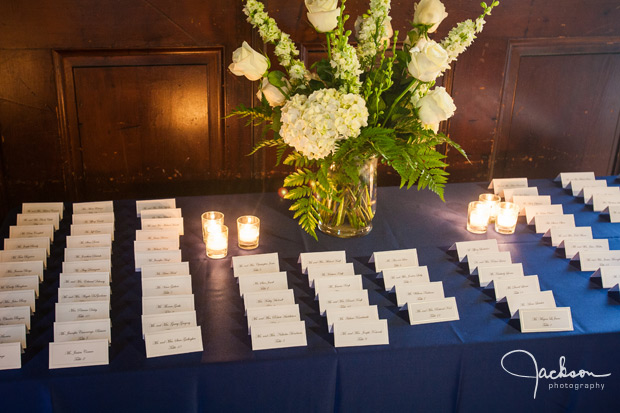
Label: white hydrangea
xmin=279 ymin=89 xmax=369 ymax=160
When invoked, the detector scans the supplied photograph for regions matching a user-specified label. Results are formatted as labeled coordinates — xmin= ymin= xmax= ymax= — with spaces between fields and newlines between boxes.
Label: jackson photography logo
xmin=501 ymin=349 xmax=611 ymax=399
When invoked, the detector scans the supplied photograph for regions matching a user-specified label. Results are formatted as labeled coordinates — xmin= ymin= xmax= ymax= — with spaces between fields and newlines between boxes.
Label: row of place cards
xmin=135 ymin=199 xmax=203 ymax=359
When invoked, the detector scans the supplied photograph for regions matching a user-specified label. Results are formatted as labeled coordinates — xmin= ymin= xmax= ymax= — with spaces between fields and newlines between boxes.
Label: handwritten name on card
xmin=370 ymin=248 xmax=419 ymax=272
xmin=246 ymin=304 xmax=301 ymax=333
xmin=135 ymin=229 xmax=180 ymax=242
xmin=395 ymin=282 xmax=445 ymax=308
xmin=142 ymin=275 xmax=193 ymax=297
xmin=142 ymin=311 xmax=197 ymax=336
xmin=73 ymin=201 xmax=114 ymax=215
xmin=134 ymin=250 xmax=182 ymax=271
xmin=513 ymin=195 xmax=551 ymax=215
xmin=243 ymin=289 xmax=296 ymax=311
xmin=49 ymin=339 xmax=109 ymax=369
xmin=534 ymin=214 xmax=575 ymax=234
xmin=333 ymin=319 xmax=389 ymax=348
xmin=506 ymin=290 xmax=556 ymax=317
xmin=4 ymin=237 xmax=50 ymax=255
xmin=62 ymin=259 xmax=111 ymax=275
xmin=250 ymin=321 xmax=307 ymax=351
xmin=306 ymin=262 xmax=355 ymax=288
xmin=55 ymin=301 xmax=110 ymax=323
xmin=592 ymin=193 xmax=620 ymax=212
xmin=326 ymin=305 xmax=379 ymax=333
xmin=0 ymin=342 xmax=21 ymax=370
xmin=519 ymin=307 xmax=573 ymax=333
xmin=450 ymin=239 xmax=499 ymax=262
xmin=16 ymin=213 xmax=59 ymax=230
xmin=60 ymin=272 xmax=110 ymax=288
xmin=0 ymin=261 xmax=44 ymax=282
xmin=318 ymin=290 xmax=369 ymax=316
xmin=140 ymin=217 xmax=184 ymax=236
xmin=72 ymin=212 xmax=115 ymax=225
xmin=57 ymin=286 xmax=110 ymax=304
xmin=53 ymin=319 xmax=111 ymax=343
xmin=315 ymin=275 xmax=363 ymax=298
xmin=66 ymin=234 xmax=112 ymax=249
xmin=232 ymin=253 xmax=280 ymax=277
xmin=477 ymin=263 xmax=524 ymax=288
xmin=140 ymin=208 xmax=183 ymax=219
xmin=0 ymin=249 xmax=46 ymax=269
xmin=71 ymin=223 xmax=115 ymax=240
xmin=0 ymin=324 xmax=27 ymax=348
xmin=22 ymin=202 xmax=64 ymax=220
xmin=0 ymin=275 xmax=40 ymax=297
xmin=561 ymin=239 xmax=609 ymax=259
xmin=136 ymin=198 xmax=176 ymax=217
xmin=134 ymin=239 xmax=180 ymax=253
xmin=407 ymin=297 xmax=460 ymax=325
xmin=382 ymin=266 xmax=430 ymax=292
xmin=606 ymin=205 xmax=620 ymax=223
xmin=571 ymin=179 xmax=606 ymax=197
xmin=0 ymin=306 xmax=31 ymax=330
xmin=141 ymin=262 xmax=190 ymax=278
xmin=0 ymin=290 xmax=36 ymax=312
xmin=467 ymin=251 xmax=512 ymax=274
xmin=592 ymin=266 xmax=620 ymax=289
xmin=583 ymin=186 xmax=619 ymax=204
xmin=488 ymin=177 xmax=528 ymax=196
xmin=493 ymin=275 xmax=540 ymax=301
xmin=142 ymin=295 xmax=195 ymax=315
xmin=503 ymin=187 xmax=539 ymax=202
xmin=298 ymin=251 xmax=347 ymax=274
xmin=64 ymin=247 xmax=111 ymax=263
xmin=576 ymin=251 xmax=620 ymax=271
xmin=549 ymin=226 xmax=593 ymax=247
xmin=554 ymin=172 xmax=596 ymax=189
xmin=525 ymin=204 xmax=564 ymax=225
xmin=238 ymin=272 xmax=289 ymax=296
xmin=9 ymin=224 xmax=54 ymax=242
xmin=144 ymin=326 xmax=203 ymax=358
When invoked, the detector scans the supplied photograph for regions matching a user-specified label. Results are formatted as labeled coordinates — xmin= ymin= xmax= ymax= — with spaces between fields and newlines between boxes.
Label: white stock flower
xmin=413 ymin=0 xmax=448 ymax=33
xmin=305 ymin=0 xmax=341 ymax=33
xmin=256 ymin=78 xmax=289 ymax=107
xmin=407 ymin=39 xmax=450 ymax=82
xmin=229 ymin=41 xmax=269 ymax=81
xmin=416 ymin=86 xmax=456 ymax=132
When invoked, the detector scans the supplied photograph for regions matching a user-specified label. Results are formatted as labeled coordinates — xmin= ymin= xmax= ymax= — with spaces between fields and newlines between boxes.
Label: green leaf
xmin=267 ymin=71 xmax=287 ymax=88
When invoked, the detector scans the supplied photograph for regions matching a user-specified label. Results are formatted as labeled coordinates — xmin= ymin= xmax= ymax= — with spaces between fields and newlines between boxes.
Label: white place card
xmin=63 ymin=259 xmax=111 ymax=274
xmin=60 ymin=272 xmax=110 ymax=288
xmin=73 ymin=201 xmax=114 ymax=215
xmin=560 ymin=239 xmax=609 ymax=259
xmin=64 ymin=247 xmax=111 ymax=263
xmin=605 ymin=205 xmax=620 ymax=223
xmin=477 ymin=263 xmax=524 ymax=288
xmin=449 ymin=239 xmax=499 ymax=262
xmin=9 ymin=224 xmax=54 ymax=242
xmin=58 ymin=286 xmax=110 ymax=304
xmin=0 ymin=324 xmax=27 ymax=349
xmin=55 ymin=301 xmax=110 ymax=322
xmin=54 ymin=319 xmax=111 ymax=344
xmin=370 ymin=248 xmax=418 ymax=272
xmin=488 ymin=177 xmax=528 ymax=196
xmin=71 ymin=223 xmax=115 ymax=240
xmin=142 ymin=295 xmax=195 ymax=315
xmin=0 ymin=290 xmax=36 ymax=312
xmin=571 ymin=179 xmax=606 ymax=197
xmin=493 ymin=275 xmax=540 ymax=302
xmin=314 ymin=275 xmax=363 ymax=298
xmin=49 ymin=339 xmax=109 ymax=369
xmin=142 ymin=275 xmax=193 ymax=297
xmin=592 ymin=193 xmax=620 ymax=212
xmin=243 ymin=289 xmax=296 ymax=311
xmin=382 ymin=266 xmax=430 ymax=292
xmin=582 ymin=186 xmax=619 ymax=204
xmin=141 ymin=217 xmax=184 ymax=236
xmin=333 ymin=319 xmax=389 ymax=347
xmin=534 ymin=214 xmax=575 ymax=234
xmin=513 ymin=195 xmax=552 ymax=215
xmin=525 ymin=204 xmax=564 ymax=225
xmin=142 ymin=262 xmax=190 ymax=278
xmin=145 ymin=326 xmax=203 ymax=358
xmin=140 ymin=208 xmax=183 ymax=219
xmin=134 ymin=239 xmax=180 ymax=254
xmin=318 ymin=290 xmax=369 ymax=316
xmin=0 ymin=261 xmax=44 ymax=282
xmin=307 ymin=262 xmax=355 ymax=288
xmin=232 ymin=253 xmax=280 ymax=277
xmin=0 ymin=342 xmax=21 ymax=370
xmin=591 ymin=266 xmax=620 ymax=289
xmin=66 ymin=234 xmax=112 ymax=249
xmin=238 ymin=272 xmax=289 ymax=296
xmin=22 ymin=202 xmax=64 ymax=219
xmin=407 ymin=297 xmax=460 ymax=325
xmin=135 ymin=229 xmax=180 ymax=242
xmin=503 ymin=187 xmax=539 ymax=202
xmin=134 ymin=250 xmax=182 ymax=271
xmin=250 ymin=321 xmax=307 ymax=351
xmin=0 ymin=275 xmax=39 ymax=297
xmin=547 ymin=226 xmax=593 ymax=246
xmin=246 ymin=304 xmax=301 ymax=334
xmin=467 ymin=251 xmax=512 ymax=274
xmin=575 ymin=250 xmax=620 ymax=271
xmin=554 ymin=172 xmax=596 ymax=189
xmin=136 ymin=198 xmax=176 ymax=217
xmin=519 ymin=307 xmax=573 ymax=333
xmin=326 ymin=305 xmax=379 ymax=333
xmin=395 ymin=282 xmax=445 ymax=308
xmin=142 ymin=311 xmax=197 ymax=336
xmin=0 ymin=249 xmax=46 ymax=269
xmin=298 ymin=251 xmax=347 ymax=274
xmin=507 ymin=290 xmax=556 ymax=318
xmin=16 ymin=213 xmax=59 ymax=230
xmin=72 ymin=212 xmax=115 ymax=225
xmin=0 ymin=306 xmax=31 ymax=330
xmin=4 ymin=237 xmax=50 ymax=256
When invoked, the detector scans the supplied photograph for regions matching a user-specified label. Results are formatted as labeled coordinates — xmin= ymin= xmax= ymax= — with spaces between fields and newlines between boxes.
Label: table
xmin=1 ymin=178 xmax=619 ymax=412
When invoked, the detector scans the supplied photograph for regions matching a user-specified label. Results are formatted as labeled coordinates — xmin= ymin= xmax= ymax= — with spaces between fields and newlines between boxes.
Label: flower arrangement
xmin=229 ymin=0 xmax=499 ymax=239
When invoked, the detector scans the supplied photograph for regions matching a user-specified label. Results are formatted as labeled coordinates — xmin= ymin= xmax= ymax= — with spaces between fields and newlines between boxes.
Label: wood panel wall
xmin=1 ymin=0 xmax=619 ymax=218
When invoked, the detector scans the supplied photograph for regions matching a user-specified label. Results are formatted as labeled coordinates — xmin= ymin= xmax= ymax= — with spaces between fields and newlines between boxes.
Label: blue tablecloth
xmin=1 ymin=178 xmax=619 ymax=412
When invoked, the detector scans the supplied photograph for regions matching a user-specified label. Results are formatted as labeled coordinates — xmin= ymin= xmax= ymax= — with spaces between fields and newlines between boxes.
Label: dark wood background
xmin=1 ymin=0 xmax=619 ymax=218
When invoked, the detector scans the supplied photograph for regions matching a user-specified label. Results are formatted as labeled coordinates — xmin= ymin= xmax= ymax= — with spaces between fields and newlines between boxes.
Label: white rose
xmin=305 ymin=0 xmax=340 ymax=32
xmin=413 ymin=0 xmax=448 ymax=33
xmin=407 ymin=39 xmax=449 ymax=82
xmin=416 ymin=87 xmax=456 ymax=132
xmin=229 ymin=41 xmax=269 ymax=81
xmin=256 ymin=77 xmax=289 ymax=107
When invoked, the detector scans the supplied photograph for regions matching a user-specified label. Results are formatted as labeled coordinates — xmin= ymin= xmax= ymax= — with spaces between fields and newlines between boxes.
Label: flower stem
xmin=382 ymin=79 xmax=420 ymax=127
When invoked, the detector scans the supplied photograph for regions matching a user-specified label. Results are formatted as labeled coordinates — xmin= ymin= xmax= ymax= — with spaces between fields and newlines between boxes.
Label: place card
xmin=246 ymin=304 xmax=301 ymax=333
xmin=407 ymin=297 xmax=460 ymax=325
xmin=64 ymin=247 xmax=111 ymax=263
xmin=54 ymin=319 xmax=111 ymax=343
xmin=298 ymin=251 xmax=347 ymax=274
xmin=58 ymin=286 xmax=110 ymax=304
xmin=326 ymin=305 xmax=379 ymax=333
xmin=0 ymin=290 xmax=36 ymax=312
xmin=0 ymin=261 xmax=43 ymax=282
xmin=0 ymin=342 xmax=21 ymax=370
xmin=307 ymin=262 xmax=355 ymax=288
xmin=16 ymin=212 xmax=59 ymax=230
xmin=477 ymin=263 xmax=524 ymax=288
xmin=592 ymin=193 xmax=620 ymax=212
xmin=493 ymin=275 xmax=540 ymax=301
xmin=560 ymin=239 xmax=609 ymax=259
xmin=0 ymin=324 xmax=27 ymax=349
xmin=554 ymin=172 xmax=596 ymax=189
xmin=49 ymin=339 xmax=109 ymax=369
xmin=382 ymin=266 xmax=430 ymax=292
xmin=145 ymin=326 xmax=203 ymax=357
xmin=449 ymin=239 xmax=499 ymax=262
xmin=534 ymin=214 xmax=575 ymax=234
xmin=142 ymin=295 xmax=195 ymax=315
xmin=243 ymin=289 xmax=296 ymax=312
xmin=142 ymin=311 xmax=197 ymax=336
xmin=60 ymin=272 xmax=110 ymax=288
xmin=605 ymin=205 xmax=620 ymax=223
xmin=395 ymin=282 xmax=445 ymax=308
xmin=467 ymin=251 xmax=512 ymax=274
xmin=488 ymin=177 xmax=528 ymax=196
xmin=571 ymin=179 xmax=606 ymax=197
xmin=134 ymin=239 xmax=180 ymax=254
xmin=547 ymin=226 xmax=593 ymax=246
xmin=574 ymin=250 xmax=620 ymax=271
xmin=55 ymin=301 xmax=110 ymax=322
xmin=22 ymin=202 xmax=64 ymax=219
xmin=519 ymin=307 xmax=573 ymax=333
xmin=9 ymin=224 xmax=54 ymax=242
xmin=72 ymin=212 xmax=115 ymax=225
xmin=141 ymin=217 xmax=184 ymax=236
xmin=333 ymin=319 xmax=389 ymax=347
xmin=314 ymin=275 xmax=363 ymax=299
xmin=140 ymin=208 xmax=183 ymax=219
xmin=135 ymin=229 xmax=179 ymax=242
xmin=250 ymin=321 xmax=307 ymax=351
xmin=512 ymin=195 xmax=551 ymax=215
xmin=370 ymin=248 xmax=418 ymax=272
xmin=4 ymin=237 xmax=50 ymax=256
xmin=238 ymin=272 xmax=289 ymax=296
xmin=507 ymin=290 xmax=556 ymax=318
xmin=591 ymin=266 xmax=620 ymax=289
xmin=0 ymin=249 xmax=46 ymax=269
xmin=142 ymin=275 xmax=193 ymax=297
xmin=232 ymin=253 xmax=280 ymax=277
xmin=317 ymin=290 xmax=369 ymax=316
xmin=63 ymin=259 xmax=111 ymax=274
xmin=525 ymin=204 xmax=564 ymax=225
xmin=141 ymin=262 xmax=190 ymax=278
xmin=136 ymin=198 xmax=176 ymax=217
xmin=0 ymin=306 xmax=31 ymax=330
xmin=582 ymin=186 xmax=619 ymax=204
xmin=134 ymin=250 xmax=182 ymax=271
xmin=66 ymin=234 xmax=112 ymax=249
xmin=73 ymin=200 xmax=114 ymax=215
xmin=71 ymin=223 xmax=115 ymax=240
xmin=0 ymin=275 xmax=39 ymax=297
xmin=503 ymin=187 xmax=539 ymax=202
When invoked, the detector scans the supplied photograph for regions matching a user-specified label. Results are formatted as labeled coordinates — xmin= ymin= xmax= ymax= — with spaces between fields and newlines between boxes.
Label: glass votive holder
xmin=495 ymin=202 xmax=520 ymax=234
xmin=205 ymin=224 xmax=228 ymax=259
xmin=237 ymin=215 xmax=260 ymax=250
xmin=467 ymin=201 xmax=491 ymax=234
xmin=201 ymin=211 xmax=224 ymax=240
xmin=479 ymin=193 xmax=501 ymax=223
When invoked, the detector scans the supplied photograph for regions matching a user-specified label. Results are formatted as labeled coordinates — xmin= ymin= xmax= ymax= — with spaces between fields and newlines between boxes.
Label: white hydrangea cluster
xmin=355 ymin=0 xmax=392 ymax=67
xmin=279 ymin=89 xmax=369 ymax=160
xmin=330 ymin=44 xmax=363 ymax=94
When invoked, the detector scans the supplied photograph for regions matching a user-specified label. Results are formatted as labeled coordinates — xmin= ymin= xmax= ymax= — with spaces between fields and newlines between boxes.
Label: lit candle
xmin=467 ymin=201 xmax=491 ymax=234
xmin=479 ymin=193 xmax=501 ymax=223
xmin=201 ymin=211 xmax=224 ymax=240
xmin=237 ymin=215 xmax=260 ymax=249
xmin=495 ymin=202 xmax=519 ymax=234
xmin=206 ymin=224 xmax=228 ymax=259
